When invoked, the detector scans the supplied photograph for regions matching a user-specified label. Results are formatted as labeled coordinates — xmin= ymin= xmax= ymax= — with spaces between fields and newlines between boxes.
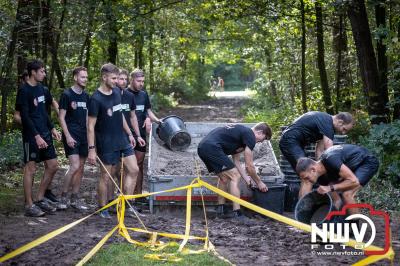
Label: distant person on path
xmin=16 ymin=59 xmax=62 ymax=217
xmin=128 ymin=69 xmax=160 ymax=196
xmin=296 ymin=144 xmax=379 ymax=215
xmin=279 ymin=111 xmax=354 ymax=198
xmin=58 ymin=66 xmax=90 ymax=211
xmin=217 ymin=76 xmax=224 ymax=92
xmin=87 ymin=63 xmax=139 ymax=219
xmin=197 ymin=123 xmax=272 ymax=220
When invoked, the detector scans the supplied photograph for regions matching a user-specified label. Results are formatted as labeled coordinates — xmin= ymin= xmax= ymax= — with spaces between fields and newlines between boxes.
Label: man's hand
xmin=256 ymin=180 xmax=268 ymax=192
xmin=317 ymin=185 xmax=330 ymax=195
xmin=129 ymin=135 xmax=136 ymax=148
xmin=137 ymin=136 xmax=146 ymax=147
xmin=88 ymin=149 xmax=97 ymax=165
xmin=51 ymin=128 xmax=62 ymax=141
xmin=35 ymin=135 xmax=48 ymax=149
xmin=66 ymin=135 xmax=77 ymax=148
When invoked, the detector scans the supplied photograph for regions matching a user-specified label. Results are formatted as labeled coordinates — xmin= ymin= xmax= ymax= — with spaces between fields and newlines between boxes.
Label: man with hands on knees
xmin=198 ymin=123 xmax=272 ymax=220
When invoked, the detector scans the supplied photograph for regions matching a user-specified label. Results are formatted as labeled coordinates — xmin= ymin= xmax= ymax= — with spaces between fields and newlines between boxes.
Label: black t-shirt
xmin=129 ymin=89 xmax=151 ymax=129
xmin=59 ymin=88 xmax=89 ymax=141
xmin=283 ymin=111 xmax=334 ymax=146
xmin=88 ymin=88 xmax=130 ymax=153
xmin=16 ymin=83 xmax=54 ymax=141
xmin=15 ymin=85 xmax=52 ymax=112
xmin=120 ymin=88 xmax=136 ymax=132
xmin=199 ymin=124 xmax=256 ymax=155
xmin=319 ymin=144 xmax=371 ymax=183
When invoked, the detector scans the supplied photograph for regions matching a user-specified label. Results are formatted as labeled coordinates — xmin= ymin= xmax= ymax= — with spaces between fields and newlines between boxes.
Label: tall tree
xmin=104 ymin=0 xmax=118 ymax=64
xmin=315 ymin=1 xmax=333 ymax=114
xmin=347 ymin=0 xmax=389 ymax=124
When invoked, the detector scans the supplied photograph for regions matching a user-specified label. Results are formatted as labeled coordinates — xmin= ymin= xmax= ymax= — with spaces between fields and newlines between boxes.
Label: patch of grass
xmin=87 ymin=243 xmax=230 ymax=266
xmin=0 ymin=185 xmax=22 ymax=213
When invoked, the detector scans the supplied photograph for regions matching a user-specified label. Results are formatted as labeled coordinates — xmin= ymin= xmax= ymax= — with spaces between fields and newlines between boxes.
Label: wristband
xmin=88 ymin=145 xmax=95 ymax=150
xmin=330 ymin=184 xmax=335 ymax=192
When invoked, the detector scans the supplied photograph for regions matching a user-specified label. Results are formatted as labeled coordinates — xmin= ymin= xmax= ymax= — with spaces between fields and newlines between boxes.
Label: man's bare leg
xmin=134 ymin=151 xmax=145 ymax=194
xmin=37 ymin=159 xmax=58 ymax=200
xmin=23 ymin=161 xmax=37 ymax=207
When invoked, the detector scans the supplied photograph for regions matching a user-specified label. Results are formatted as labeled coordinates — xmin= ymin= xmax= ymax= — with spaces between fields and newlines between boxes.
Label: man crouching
xmin=296 ymin=144 xmax=379 ymax=216
xmin=197 ymin=123 xmax=272 ymax=220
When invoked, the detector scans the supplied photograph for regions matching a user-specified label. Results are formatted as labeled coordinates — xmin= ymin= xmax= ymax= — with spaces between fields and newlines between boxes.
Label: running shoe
xmin=70 ymin=198 xmax=89 ymax=211
xmin=35 ymin=199 xmax=57 ymax=214
xmin=44 ymin=189 xmax=59 ymax=203
xmin=25 ymin=204 xmax=45 ymax=217
xmin=99 ymin=209 xmax=112 ymax=219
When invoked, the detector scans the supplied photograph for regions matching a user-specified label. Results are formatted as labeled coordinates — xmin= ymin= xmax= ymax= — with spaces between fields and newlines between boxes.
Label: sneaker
xmin=44 ymin=189 xmax=59 ymax=203
xmin=127 ymin=205 xmax=145 ymax=217
xmin=99 ymin=209 xmax=111 ymax=219
xmin=70 ymin=198 xmax=89 ymax=211
xmin=56 ymin=196 xmax=69 ymax=210
xmin=35 ymin=199 xmax=57 ymax=214
xmin=25 ymin=204 xmax=45 ymax=217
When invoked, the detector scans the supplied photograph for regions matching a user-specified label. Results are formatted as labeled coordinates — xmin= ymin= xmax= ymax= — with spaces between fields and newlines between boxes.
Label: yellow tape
xmin=0 ymin=199 xmax=118 ymax=263
xmin=144 ymin=253 xmax=182 ymax=262
xmin=76 ymin=225 xmax=118 ymax=266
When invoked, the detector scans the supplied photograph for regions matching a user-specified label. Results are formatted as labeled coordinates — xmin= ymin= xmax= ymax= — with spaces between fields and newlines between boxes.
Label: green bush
xmin=358 ymin=119 xmax=400 ymax=188
xmin=0 ymin=131 xmax=23 ymax=171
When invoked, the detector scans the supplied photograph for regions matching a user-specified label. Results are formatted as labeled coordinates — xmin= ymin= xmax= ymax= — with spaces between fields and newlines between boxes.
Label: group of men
xmin=17 ymin=60 xmax=159 ymax=218
xmin=197 ymin=111 xmax=379 ymax=220
xmin=17 ymin=59 xmax=379 ymax=221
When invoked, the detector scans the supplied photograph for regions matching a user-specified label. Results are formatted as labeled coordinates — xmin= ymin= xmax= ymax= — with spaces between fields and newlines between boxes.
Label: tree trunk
xmin=0 ymin=0 xmax=23 ymax=134
xmin=315 ymin=1 xmax=333 ymax=114
xmin=347 ymin=0 xmax=389 ymax=124
xmin=393 ymin=20 xmax=400 ymax=120
xmin=149 ymin=18 xmax=155 ymax=93
xmin=300 ymin=0 xmax=307 ymax=112
xmin=104 ymin=1 xmax=118 ymax=64
xmin=375 ymin=0 xmax=389 ymax=121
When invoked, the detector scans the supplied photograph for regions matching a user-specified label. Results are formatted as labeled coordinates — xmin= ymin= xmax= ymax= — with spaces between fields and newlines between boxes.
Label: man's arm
xmin=122 ymin=114 xmax=136 ymax=147
xmin=52 ymin=99 xmax=59 ymax=115
xmin=87 ymin=116 xmax=97 ymax=165
xmin=315 ymin=136 xmax=333 ymax=159
xmin=317 ymin=164 xmax=359 ymax=194
xmin=244 ymin=147 xmax=268 ymax=192
xmin=58 ymin=109 xmax=76 ymax=147
xmin=130 ymin=111 xmax=145 ymax=146
xmin=232 ymin=153 xmax=251 ymax=185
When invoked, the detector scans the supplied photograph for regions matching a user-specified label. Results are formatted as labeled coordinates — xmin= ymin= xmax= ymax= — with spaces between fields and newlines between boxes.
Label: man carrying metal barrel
xmin=197 ymin=123 xmax=272 ymax=220
xmin=279 ymin=111 xmax=354 ymax=198
xmin=295 ymin=144 xmax=379 ymax=215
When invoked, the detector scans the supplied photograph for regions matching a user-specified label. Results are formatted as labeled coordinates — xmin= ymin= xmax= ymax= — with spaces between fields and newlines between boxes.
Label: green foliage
xmin=357 ymin=178 xmax=400 ymax=213
xmin=358 ymin=120 xmax=400 ymax=187
xmin=87 ymin=243 xmax=229 ymax=266
xmin=0 ymin=131 xmax=22 ymax=171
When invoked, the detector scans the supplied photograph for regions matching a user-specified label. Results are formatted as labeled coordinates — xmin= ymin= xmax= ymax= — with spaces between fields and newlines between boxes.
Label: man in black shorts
xmin=128 ymin=69 xmax=160 ymax=195
xmin=296 ymin=144 xmax=379 ymax=215
xmin=279 ymin=111 xmax=354 ymax=197
xmin=198 ymin=123 xmax=272 ymax=219
xmin=58 ymin=66 xmax=90 ymax=210
xmin=87 ymin=63 xmax=139 ymax=219
xmin=16 ymin=60 xmax=62 ymax=217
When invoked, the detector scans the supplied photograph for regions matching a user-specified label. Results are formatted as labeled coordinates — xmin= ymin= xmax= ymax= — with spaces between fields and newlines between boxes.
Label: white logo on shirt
xmin=37 ymin=95 xmax=45 ymax=103
xmin=121 ymin=104 xmax=130 ymax=111
xmin=77 ymin=102 xmax=87 ymax=108
xmin=112 ymin=104 xmax=122 ymax=112
xmin=136 ymin=105 xmax=145 ymax=111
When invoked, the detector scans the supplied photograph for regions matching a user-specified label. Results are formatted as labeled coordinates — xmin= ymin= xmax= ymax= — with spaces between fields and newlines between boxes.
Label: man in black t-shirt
xmin=128 ymin=69 xmax=160 ymax=195
xmin=279 ymin=111 xmax=354 ymax=197
xmin=296 ymin=144 xmax=379 ymax=215
xmin=16 ymin=60 xmax=62 ymax=217
xmin=87 ymin=63 xmax=139 ymax=219
xmin=197 ymin=123 xmax=272 ymax=219
xmin=58 ymin=66 xmax=90 ymax=210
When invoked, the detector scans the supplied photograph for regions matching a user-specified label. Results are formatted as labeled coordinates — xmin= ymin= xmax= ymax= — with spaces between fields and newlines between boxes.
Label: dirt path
xmin=0 ymin=96 xmax=398 ymax=265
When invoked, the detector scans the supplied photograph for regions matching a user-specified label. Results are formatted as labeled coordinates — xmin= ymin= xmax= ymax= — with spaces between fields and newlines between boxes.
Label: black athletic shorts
xmin=279 ymin=134 xmax=306 ymax=171
xmin=23 ymin=138 xmax=57 ymax=163
xmin=62 ymin=135 xmax=88 ymax=158
xmin=98 ymin=145 xmax=135 ymax=165
xmin=197 ymin=143 xmax=235 ymax=174
xmin=318 ymin=155 xmax=379 ymax=186
xmin=134 ymin=128 xmax=147 ymax=153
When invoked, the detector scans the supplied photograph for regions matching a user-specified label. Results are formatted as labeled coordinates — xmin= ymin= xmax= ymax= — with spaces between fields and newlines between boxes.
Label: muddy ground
xmin=1 ymin=96 xmax=399 ymax=265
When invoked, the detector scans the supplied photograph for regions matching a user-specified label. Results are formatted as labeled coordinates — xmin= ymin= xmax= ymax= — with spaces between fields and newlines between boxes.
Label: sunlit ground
xmin=208 ymin=89 xmax=255 ymax=98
